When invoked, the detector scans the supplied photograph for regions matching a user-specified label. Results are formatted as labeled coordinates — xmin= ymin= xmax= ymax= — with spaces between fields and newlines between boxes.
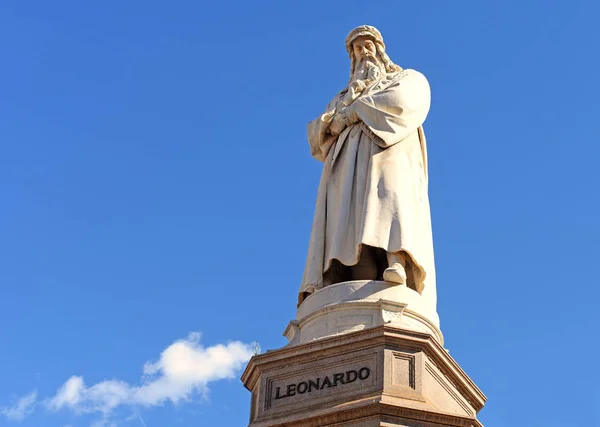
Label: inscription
xmin=274 ymin=367 xmax=370 ymax=400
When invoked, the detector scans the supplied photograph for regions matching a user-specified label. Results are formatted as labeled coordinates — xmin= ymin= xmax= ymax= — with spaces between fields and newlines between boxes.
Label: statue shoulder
xmin=390 ymin=69 xmax=428 ymax=84
xmin=366 ymin=69 xmax=428 ymax=95
xmin=385 ymin=69 xmax=430 ymax=97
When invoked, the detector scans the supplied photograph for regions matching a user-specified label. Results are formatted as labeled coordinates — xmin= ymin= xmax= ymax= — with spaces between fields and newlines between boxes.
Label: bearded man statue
xmin=299 ymin=25 xmax=437 ymax=313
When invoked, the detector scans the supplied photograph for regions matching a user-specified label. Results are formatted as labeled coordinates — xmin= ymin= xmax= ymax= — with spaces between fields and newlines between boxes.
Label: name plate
xmin=274 ymin=367 xmax=371 ymax=400
xmin=261 ymin=352 xmax=378 ymax=415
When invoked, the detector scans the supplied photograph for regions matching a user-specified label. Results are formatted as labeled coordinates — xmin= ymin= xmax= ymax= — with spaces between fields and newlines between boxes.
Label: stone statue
xmin=244 ymin=28 xmax=486 ymax=422
xmin=299 ymin=25 xmax=436 ymax=311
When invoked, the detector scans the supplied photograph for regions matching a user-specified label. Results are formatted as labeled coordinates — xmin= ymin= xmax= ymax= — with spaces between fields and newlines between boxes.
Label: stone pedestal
xmin=242 ymin=326 xmax=485 ymax=426
xmin=241 ymin=281 xmax=486 ymax=426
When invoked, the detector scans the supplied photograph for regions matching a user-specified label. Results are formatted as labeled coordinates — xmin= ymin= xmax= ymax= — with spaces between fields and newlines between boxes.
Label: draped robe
xmin=299 ymin=69 xmax=437 ymax=309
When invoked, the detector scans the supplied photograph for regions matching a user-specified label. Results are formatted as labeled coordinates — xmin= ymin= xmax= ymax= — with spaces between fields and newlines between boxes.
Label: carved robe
xmin=299 ymin=69 xmax=436 ymax=308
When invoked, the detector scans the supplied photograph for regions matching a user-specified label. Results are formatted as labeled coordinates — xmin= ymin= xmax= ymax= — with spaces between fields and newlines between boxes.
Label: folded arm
xmin=341 ymin=70 xmax=431 ymax=148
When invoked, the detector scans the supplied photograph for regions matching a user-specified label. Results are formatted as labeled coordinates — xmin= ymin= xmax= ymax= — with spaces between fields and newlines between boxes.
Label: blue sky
xmin=1 ymin=1 xmax=599 ymax=426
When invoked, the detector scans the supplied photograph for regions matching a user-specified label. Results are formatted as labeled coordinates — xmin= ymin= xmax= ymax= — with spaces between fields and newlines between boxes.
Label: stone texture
xmin=242 ymin=325 xmax=485 ymax=427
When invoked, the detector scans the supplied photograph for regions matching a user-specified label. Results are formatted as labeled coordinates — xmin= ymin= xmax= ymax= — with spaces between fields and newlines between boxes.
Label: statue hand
xmin=329 ymin=113 xmax=347 ymax=136
xmin=350 ymin=80 xmax=366 ymax=94
xmin=338 ymin=106 xmax=359 ymax=126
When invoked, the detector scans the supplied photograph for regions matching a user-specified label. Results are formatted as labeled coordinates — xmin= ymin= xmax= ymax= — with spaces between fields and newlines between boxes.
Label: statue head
xmin=345 ymin=25 xmax=402 ymax=82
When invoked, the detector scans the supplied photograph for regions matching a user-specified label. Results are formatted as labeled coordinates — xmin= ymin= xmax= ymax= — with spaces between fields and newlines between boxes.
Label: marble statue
xmin=243 ymin=28 xmax=485 ymax=422
xmin=299 ymin=26 xmax=436 ymax=309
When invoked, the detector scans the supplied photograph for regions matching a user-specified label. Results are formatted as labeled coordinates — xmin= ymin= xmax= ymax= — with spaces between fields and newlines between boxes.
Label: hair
xmin=349 ymin=40 xmax=402 ymax=83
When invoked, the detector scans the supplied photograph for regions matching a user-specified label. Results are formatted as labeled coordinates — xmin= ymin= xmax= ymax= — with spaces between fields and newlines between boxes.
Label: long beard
xmin=352 ymin=57 xmax=384 ymax=82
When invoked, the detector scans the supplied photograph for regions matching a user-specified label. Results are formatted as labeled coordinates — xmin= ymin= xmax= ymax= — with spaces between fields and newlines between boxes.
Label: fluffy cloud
xmin=1 ymin=333 xmax=253 ymax=423
xmin=1 ymin=390 xmax=37 ymax=421
xmin=45 ymin=333 xmax=254 ymax=416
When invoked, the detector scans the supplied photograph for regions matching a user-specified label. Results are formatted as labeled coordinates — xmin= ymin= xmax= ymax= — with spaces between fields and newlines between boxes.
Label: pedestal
xmin=284 ymin=280 xmax=443 ymax=346
xmin=241 ymin=282 xmax=486 ymax=426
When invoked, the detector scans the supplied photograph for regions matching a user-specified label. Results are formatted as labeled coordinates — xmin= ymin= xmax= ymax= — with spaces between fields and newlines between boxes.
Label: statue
xmin=299 ymin=25 xmax=436 ymax=310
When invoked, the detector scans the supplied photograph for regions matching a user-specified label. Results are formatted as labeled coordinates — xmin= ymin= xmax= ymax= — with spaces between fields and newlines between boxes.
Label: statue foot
xmin=383 ymin=263 xmax=407 ymax=285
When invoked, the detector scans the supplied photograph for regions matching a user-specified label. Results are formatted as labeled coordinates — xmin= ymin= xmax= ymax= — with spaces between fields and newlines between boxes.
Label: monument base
xmin=241 ymin=325 xmax=485 ymax=427
xmin=285 ymin=280 xmax=443 ymax=347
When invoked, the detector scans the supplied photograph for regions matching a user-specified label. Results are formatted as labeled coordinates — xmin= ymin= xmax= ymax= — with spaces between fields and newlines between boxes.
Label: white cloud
xmin=1 ymin=390 xmax=37 ymax=421
xmin=45 ymin=332 xmax=253 ymax=417
xmin=47 ymin=376 xmax=85 ymax=410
